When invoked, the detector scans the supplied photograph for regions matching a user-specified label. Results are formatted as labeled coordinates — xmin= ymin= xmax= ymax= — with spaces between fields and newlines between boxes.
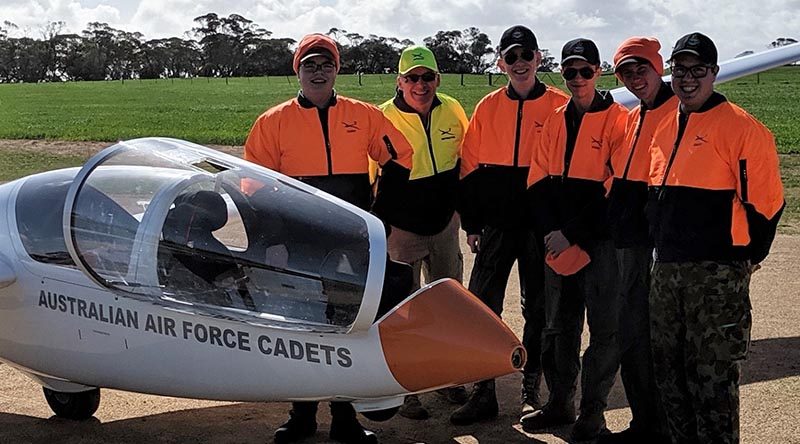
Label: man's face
xmin=297 ymin=54 xmax=337 ymax=96
xmin=562 ymin=59 xmax=600 ymax=96
xmin=498 ymin=46 xmax=541 ymax=86
xmin=397 ymin=67 xmax=439 ymax=112
xmin=670 ymin=53 xmax=717 ymax=112
xmin=618 ymin=61 xmax=662 ymax=104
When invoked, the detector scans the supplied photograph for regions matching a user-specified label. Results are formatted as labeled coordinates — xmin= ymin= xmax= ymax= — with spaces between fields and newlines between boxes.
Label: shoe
xmin=398 ymin=395 xmax=429 ymax=420
xmin=329 ymin=418 xmax=378 ymax=444
xmin=520 ymin=372 xmax=543 ymax=415
xmin=520 ymin=404 xmax=576 ymax=432
xmin=570 ymin=413 xmax=608 ymax=442
xmin=596 ymin=428 xmax=640 ymax=444
xmin=436 ymin=386 xmax=469 ymax=404
xmin=274 ymin=416 xmax=317 ymax=443
xmin=449 ymin=380 xmax=499 ymax=425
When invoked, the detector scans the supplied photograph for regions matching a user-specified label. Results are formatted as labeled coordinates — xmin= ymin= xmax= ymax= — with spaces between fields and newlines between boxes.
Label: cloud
xmin=1 ymin=0 xmax=798 ymax=61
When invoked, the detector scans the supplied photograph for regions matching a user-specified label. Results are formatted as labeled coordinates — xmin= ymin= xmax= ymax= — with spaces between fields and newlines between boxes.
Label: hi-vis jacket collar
xmin=685 ymin=91 xmax=727 ymax=114
xmin=297 ymin=90 xmax=338 ymax=109
xmin=505 ymin=79 xmax=547 ymax=101
xmin=392 ymin=91 xmax=443 ymax=115
xmin=642 ymin=82 xmax=676 ymax=111
xmin=567 ymin=89 xmax=616 ymax=114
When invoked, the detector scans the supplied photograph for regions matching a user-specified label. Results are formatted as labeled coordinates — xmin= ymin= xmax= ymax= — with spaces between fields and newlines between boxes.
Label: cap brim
xmin=500 ymin=43 xmax=523 ymax=56
xmin=300 ymin=51 xmax=334 ymax=63
xmin=561 ymin=55 xmax=589 ymax=64
xmin=399 ymin=65 xmax=438 ymax=75
xmin=614 ymin=57 xmax=639 ymax=71
xmin=669 ymin=49 xmax=701 ymax=61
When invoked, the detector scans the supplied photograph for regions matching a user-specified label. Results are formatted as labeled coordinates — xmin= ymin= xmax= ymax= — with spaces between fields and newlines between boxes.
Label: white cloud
xmin=1 ymin=0 xmax=798 ymax=60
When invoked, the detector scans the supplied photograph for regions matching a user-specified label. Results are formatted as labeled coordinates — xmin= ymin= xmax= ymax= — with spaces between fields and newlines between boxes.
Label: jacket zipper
xmin=421 ymin=112 xmax=438 ymax=175
xmin=513 ymin=100 xmax=524 ymax=166
xmin=658 ymin=111 xmax=690 ymax=200
xmin=622 ymin=109 xmax=647 ymax=179
xmin=318 ymin=107 xmax=333 ymax=175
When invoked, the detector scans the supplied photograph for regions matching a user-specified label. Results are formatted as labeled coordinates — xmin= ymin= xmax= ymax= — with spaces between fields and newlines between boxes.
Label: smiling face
xmin=498 ymin=46 xmax=541 ymax=93
xmin=397 ymin=67 xmax=439 ymax=114
xmin=297 ymin=54 xmax=337 ymax=101
xmin=562 ymin=59 xmax=600 ymax=98
xmin=670 ymin=53 xmax=717 ymax=113
xmin=618 ymin=61 xmax=662 ymax=107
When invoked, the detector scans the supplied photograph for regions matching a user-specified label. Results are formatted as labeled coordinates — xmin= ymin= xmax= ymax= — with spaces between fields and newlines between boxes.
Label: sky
xmin=1 ymin=0 xmax=799 ymax=63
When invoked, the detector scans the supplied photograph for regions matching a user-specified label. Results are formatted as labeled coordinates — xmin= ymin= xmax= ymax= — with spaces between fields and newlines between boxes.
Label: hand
xmin=544 ymin=230 xmax=570 ymax=257
xmin=467 ymin=234 xmax=481 ymax=254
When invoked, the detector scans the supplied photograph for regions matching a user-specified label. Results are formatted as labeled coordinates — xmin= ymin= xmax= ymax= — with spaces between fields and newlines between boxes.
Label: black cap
xmin=499 ymin=25 xmax=538 ymax=55
xmin=561 ymin=38 xmax=600 ymax=65
xmin=670 ymin=32 xmax=718 ymax=65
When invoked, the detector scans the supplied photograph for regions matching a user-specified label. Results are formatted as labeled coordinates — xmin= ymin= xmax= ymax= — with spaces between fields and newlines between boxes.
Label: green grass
xmin=0 ymin=68 xmax=799 ymax=232
xmin=2 ymin=66 xmax=796 ymax=151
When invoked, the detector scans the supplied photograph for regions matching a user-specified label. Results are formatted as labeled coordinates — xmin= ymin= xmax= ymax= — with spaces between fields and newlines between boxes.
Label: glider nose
xmin=377 ymin=279 xmax=526 ymax=392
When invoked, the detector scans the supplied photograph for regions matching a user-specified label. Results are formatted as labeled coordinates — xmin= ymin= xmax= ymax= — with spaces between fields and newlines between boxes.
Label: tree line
xmin=0 ymin=13 xmax=561 ymax=83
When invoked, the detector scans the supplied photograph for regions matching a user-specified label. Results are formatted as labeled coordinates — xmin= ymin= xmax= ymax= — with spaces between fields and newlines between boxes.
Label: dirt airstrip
xmin=0 ymin=140 xmax=798 ymax=444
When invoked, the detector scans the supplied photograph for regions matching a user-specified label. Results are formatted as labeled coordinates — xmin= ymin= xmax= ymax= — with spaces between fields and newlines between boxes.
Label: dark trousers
xmin=541 ymin=239 xmax=619 ymax=416
xmin=468 ymin=226 xmax=545 ymax=379
xmin=616 ymin=247 xmax=667 ymax=435
xmin=650 ymin=261 xmax=751 ymax=444
xmin=291 ymin=401 xmax=356 ymax=423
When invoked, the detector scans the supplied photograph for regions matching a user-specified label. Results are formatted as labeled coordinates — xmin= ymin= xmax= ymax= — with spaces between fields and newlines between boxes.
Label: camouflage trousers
xmin=650 ymin=261 xmax=752 ymax=444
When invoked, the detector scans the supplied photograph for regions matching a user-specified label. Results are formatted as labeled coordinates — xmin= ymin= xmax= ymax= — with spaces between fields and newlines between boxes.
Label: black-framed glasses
xmin=671 ymin=63 xmax=714 ymax=79
xmin=562 ymin=67 xmax=595 ymax=81
xmin=403 ymin=72 xmax=437 ymax=83
xmin=503 ymin=48 xmax=535 ymax=65
xmin=301 ymin=61 xmax=336 ymax=73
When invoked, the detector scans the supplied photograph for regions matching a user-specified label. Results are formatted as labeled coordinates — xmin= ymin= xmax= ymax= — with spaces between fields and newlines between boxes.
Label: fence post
xmin=488 ymin=73 xmax=492 ymax=86
xmin=461 ymin=73 xmax=464 ymax=86
xmin=359 ymin=72 xmax=363 ymax=86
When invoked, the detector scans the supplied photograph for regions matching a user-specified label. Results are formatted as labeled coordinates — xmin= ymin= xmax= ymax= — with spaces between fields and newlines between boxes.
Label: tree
xmin=192 ymin=13 xmax=270 ymax=77
xmin=423 ymin=28 xmax=494 ymax=73
xmin=538 ymin=49 xmax=558 ymax=72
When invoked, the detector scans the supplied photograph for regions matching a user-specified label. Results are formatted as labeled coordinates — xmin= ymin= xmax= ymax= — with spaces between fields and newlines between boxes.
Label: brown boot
xmin=449 ymin=380 xmax=498 ymax=425
xmin=398 ymin=394 xmax=429 ymax=420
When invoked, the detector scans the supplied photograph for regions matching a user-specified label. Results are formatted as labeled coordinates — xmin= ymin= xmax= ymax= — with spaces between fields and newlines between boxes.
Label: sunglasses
xmin=301 ymin=61 xmax=336 ymax=73
xmin=403 ymin=72 xmax=437 ymax=83
xmin=503 ymin=48 xmax=535 ymax=65
xmin=562 ymin=66 xmax=596 ymax=81
xmin=671 ymin=64 xmax=714 ymax=79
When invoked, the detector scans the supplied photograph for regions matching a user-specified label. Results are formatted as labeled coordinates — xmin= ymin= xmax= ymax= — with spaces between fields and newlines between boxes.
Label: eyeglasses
xmin=618 ymin=64 xmax=651 ymax=82
xmin=562 ymin=67 xmax=595 ymax=81
xmin=503 ymin=48 xmax=535 ymax=65
xmin=671 ymin=63 xmax=714 ymax=79
xmin=301 ymin=61 xmax=336 ymax=73
xmin=403 ymin=72 xmax=437 ymax=83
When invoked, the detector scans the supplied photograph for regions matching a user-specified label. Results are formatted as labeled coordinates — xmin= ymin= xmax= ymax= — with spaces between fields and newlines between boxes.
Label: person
xmin=646 ymin=32 xmax=784 ymax=444
xmin=522 ymin=37 xmax=627 ymax=442
xmin=374 ymin=44 xmax=470 ymax=419
xmin=244 ymin=33 xmax=413 ymax=444
xmin=453 ymin=25 xmax=569 ymax=426
xmin=597 ymin=36 xmax=677 ymax=444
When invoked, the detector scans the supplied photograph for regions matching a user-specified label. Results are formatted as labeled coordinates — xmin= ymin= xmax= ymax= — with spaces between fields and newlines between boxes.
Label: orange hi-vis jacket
xmin=244 ymin=92 xmax=412 ymax=210
xmin=608 ymin=82 xmax=679 ymax=248
xmin=527 ymin=90 xmax=627 ymax=247
xmin=459 ymin=81 xmax=569 ymax=234
xmin=646 ymin=92 xmax=784 ymax=264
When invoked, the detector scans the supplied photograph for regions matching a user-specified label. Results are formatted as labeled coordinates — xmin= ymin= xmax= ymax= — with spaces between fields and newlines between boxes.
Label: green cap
xmin=398 ymin=45 xmax=439 ymax=74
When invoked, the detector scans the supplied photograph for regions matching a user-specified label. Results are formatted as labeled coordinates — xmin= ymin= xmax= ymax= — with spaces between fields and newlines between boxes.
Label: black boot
xmin=520 ymin=402 xmax=576 ymax=432
xmin=449 ymin=380 xmax=499 ymax=425
xmin=398 ymin=394 xmax=429 ymax=420
xmin=329 ymin=402 xmax=378 ymax=444
xmin=274 ymin=402 xmax=318 ymax=443
xmin=521 ymin=372 xmax=543 ymax=415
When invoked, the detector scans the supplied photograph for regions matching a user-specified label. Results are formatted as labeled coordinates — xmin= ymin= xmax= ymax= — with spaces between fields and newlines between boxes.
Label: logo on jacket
xmin=693 ymin=135 xmax=708 ymax=146
xmin=439 ymin=128 xmax=456 ymax=141
xmin=534 ymin=120 xmax=544 ymax=131
xmin=343 ymin=121 xmax=360 ymax=133
xmin=591 ymin=136 xmax=603 ymax=149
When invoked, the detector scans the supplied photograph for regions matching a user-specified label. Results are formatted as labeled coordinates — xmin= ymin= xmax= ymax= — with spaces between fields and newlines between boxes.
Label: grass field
xmin=1 ymin=67 xmax=799 ymax=151
xmin=1 ymin=67 xmax=798 ymax=230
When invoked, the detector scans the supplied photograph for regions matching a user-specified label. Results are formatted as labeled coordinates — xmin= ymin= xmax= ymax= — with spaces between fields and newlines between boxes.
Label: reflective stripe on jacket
xmin=646 ymin=92 xmax=784 ymax=263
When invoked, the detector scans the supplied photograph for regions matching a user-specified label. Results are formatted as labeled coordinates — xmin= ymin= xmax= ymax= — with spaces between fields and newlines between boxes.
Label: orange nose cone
xmin=378 ymin=279 xmax=526 ymax=392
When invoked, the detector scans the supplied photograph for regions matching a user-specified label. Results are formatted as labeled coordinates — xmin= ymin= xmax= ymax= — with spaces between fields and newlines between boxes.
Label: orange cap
xmin=545 ymin=245 xmax=591 ymax=276
xmin=293 ymin=33 xmax=340 ymax=74
xmin=613 ymin=36 xmax=664 ymax=76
